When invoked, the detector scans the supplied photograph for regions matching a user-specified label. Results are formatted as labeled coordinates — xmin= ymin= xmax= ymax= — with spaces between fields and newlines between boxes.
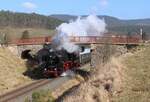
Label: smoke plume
xmin=52 ymin=32 xmax=79 ymax=53
xmin=52 ymin=14 xmax=106 ymax=53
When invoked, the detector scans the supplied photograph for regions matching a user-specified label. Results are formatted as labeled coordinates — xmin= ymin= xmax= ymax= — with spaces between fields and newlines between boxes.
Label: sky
xmin=0 ymin=0 xmax=149 ymax=19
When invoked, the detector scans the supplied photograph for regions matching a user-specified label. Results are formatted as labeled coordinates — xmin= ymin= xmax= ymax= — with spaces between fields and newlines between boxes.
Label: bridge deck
xmin=8 ymin=36 xmax=142 ymax=45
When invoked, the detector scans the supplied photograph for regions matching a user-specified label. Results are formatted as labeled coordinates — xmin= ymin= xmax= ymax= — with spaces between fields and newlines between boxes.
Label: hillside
xmin=0 ymin=47 xmax=31 ymax=95
xmin=50 ymin=14 xmax=150 ymax=34
xmin=50 ymin=14 xmax=150 ymax=26
xmin=50 ymin=14 xmax=77 ymax=22
xmin=0 ymin=11 xmax=63 ymax=29
xmin=0 ymin=11 xmax=150 ymax=37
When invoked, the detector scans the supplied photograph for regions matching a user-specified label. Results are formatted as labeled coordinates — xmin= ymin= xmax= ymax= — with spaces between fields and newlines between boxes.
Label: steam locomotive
xmin=21 ymin=44 xmax=91 ymax=77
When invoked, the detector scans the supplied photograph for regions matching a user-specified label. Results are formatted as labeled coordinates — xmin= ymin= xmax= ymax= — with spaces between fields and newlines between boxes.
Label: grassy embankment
xmin=113 ymin=45 xmax=150 ymax=102
xmin=25 ymin=90 xmax=55 ymax=102
xmin=0 ymin=48 xmax=31 ymax=95
xmin=54 ymin=45 xmax=150 ymax=102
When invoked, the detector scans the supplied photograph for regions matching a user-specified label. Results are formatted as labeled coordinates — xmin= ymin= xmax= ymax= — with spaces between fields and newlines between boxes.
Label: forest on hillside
xmin=0 ymin=11 xmax=150 ymax=37
xmin=51 ymin=14 xmax=150 ymax=35
xmin=0 ymin=11 xmax=63 ymax=29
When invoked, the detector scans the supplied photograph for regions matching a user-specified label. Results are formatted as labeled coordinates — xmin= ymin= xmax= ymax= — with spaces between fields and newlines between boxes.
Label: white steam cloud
xmin=57 ymin=15 xmax=106 ymax=36
xmin=52 ymin=15 xmax=106 ymax=53
xmin=52 ymin=32 xmax=79 ymax=53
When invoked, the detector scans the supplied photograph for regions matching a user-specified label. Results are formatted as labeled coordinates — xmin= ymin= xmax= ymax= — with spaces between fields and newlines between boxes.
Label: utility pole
xmin=140 ymin=28 xmax=143 ymax=36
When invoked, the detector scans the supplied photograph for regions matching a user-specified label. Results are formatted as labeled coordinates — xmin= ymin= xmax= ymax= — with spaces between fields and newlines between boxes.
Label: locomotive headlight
xmin=54 ymin=68 xmax=57 ymax=71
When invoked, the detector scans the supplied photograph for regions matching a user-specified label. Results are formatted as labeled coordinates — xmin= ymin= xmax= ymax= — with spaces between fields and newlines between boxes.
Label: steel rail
xmin=0 ymin=79 xmax=51 ymax=102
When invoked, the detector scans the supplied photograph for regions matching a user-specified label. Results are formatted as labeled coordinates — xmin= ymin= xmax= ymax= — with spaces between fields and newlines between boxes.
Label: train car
xmin=79 ymin=48 xmax=91 ymax=65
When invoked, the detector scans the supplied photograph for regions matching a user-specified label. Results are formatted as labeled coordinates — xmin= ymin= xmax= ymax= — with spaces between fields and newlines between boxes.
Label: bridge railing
xmin=70 ymin=36 xmax=141 ymax=44
xmin=70 ymin=36 xmax=113 ymax=43
xmin=8 ymin=35 xmax=141 ymax=45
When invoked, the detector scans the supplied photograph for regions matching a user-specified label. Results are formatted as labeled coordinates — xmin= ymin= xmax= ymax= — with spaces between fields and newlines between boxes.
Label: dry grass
xmin=61 ymin=57 xmax=123 ymax=102
xmin=61 ymin=82 xmax=109 ymax=102
xmin=61 ymin=45 xmax=125 ymax=102
xmin=0 ymin=27 xmax=55 ymax=40
xmin=112 ymin=45 xmax=150 ymax=102
xmin=59 ymin=45 xmax=150 ymax=102
xmin=0 ymin=47 xmax=31 ymax=95
xmin=52 ymin=79 xmax=80 ymax=99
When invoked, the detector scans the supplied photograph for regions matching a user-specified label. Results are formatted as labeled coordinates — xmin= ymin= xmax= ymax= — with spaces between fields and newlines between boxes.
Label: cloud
xmin=100 ymin=0 xmax=108 ymax=7
xmin=90 ymin=0 xmax=108 ymax=13
xmin=22 ymin=2 xmax=37 ymax=10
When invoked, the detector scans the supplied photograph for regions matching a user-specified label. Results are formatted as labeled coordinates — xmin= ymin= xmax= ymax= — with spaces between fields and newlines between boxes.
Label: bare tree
xmin=1 ymin=33 xmax=10 ymax=46
xmin=21 ymin=30 xmax=29 ymax=39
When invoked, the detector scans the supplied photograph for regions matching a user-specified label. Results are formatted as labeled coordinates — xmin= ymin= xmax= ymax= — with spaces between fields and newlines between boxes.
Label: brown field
xmin=0 ymin=27 xmax=56 ymax=40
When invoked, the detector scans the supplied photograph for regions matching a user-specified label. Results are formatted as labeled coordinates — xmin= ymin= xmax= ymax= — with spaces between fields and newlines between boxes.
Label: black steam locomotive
xmin=21 ymin=44 xmax=91 ymax=77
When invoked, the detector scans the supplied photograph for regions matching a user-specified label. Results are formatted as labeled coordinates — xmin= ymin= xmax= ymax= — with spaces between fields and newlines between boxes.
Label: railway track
xmin=0 ymin=77 xmax=71 ymax=102
xmin=0 ymin=63 xmax=90 ymax=102
xmin=0 ymin=79 xmax=50 ymax=102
